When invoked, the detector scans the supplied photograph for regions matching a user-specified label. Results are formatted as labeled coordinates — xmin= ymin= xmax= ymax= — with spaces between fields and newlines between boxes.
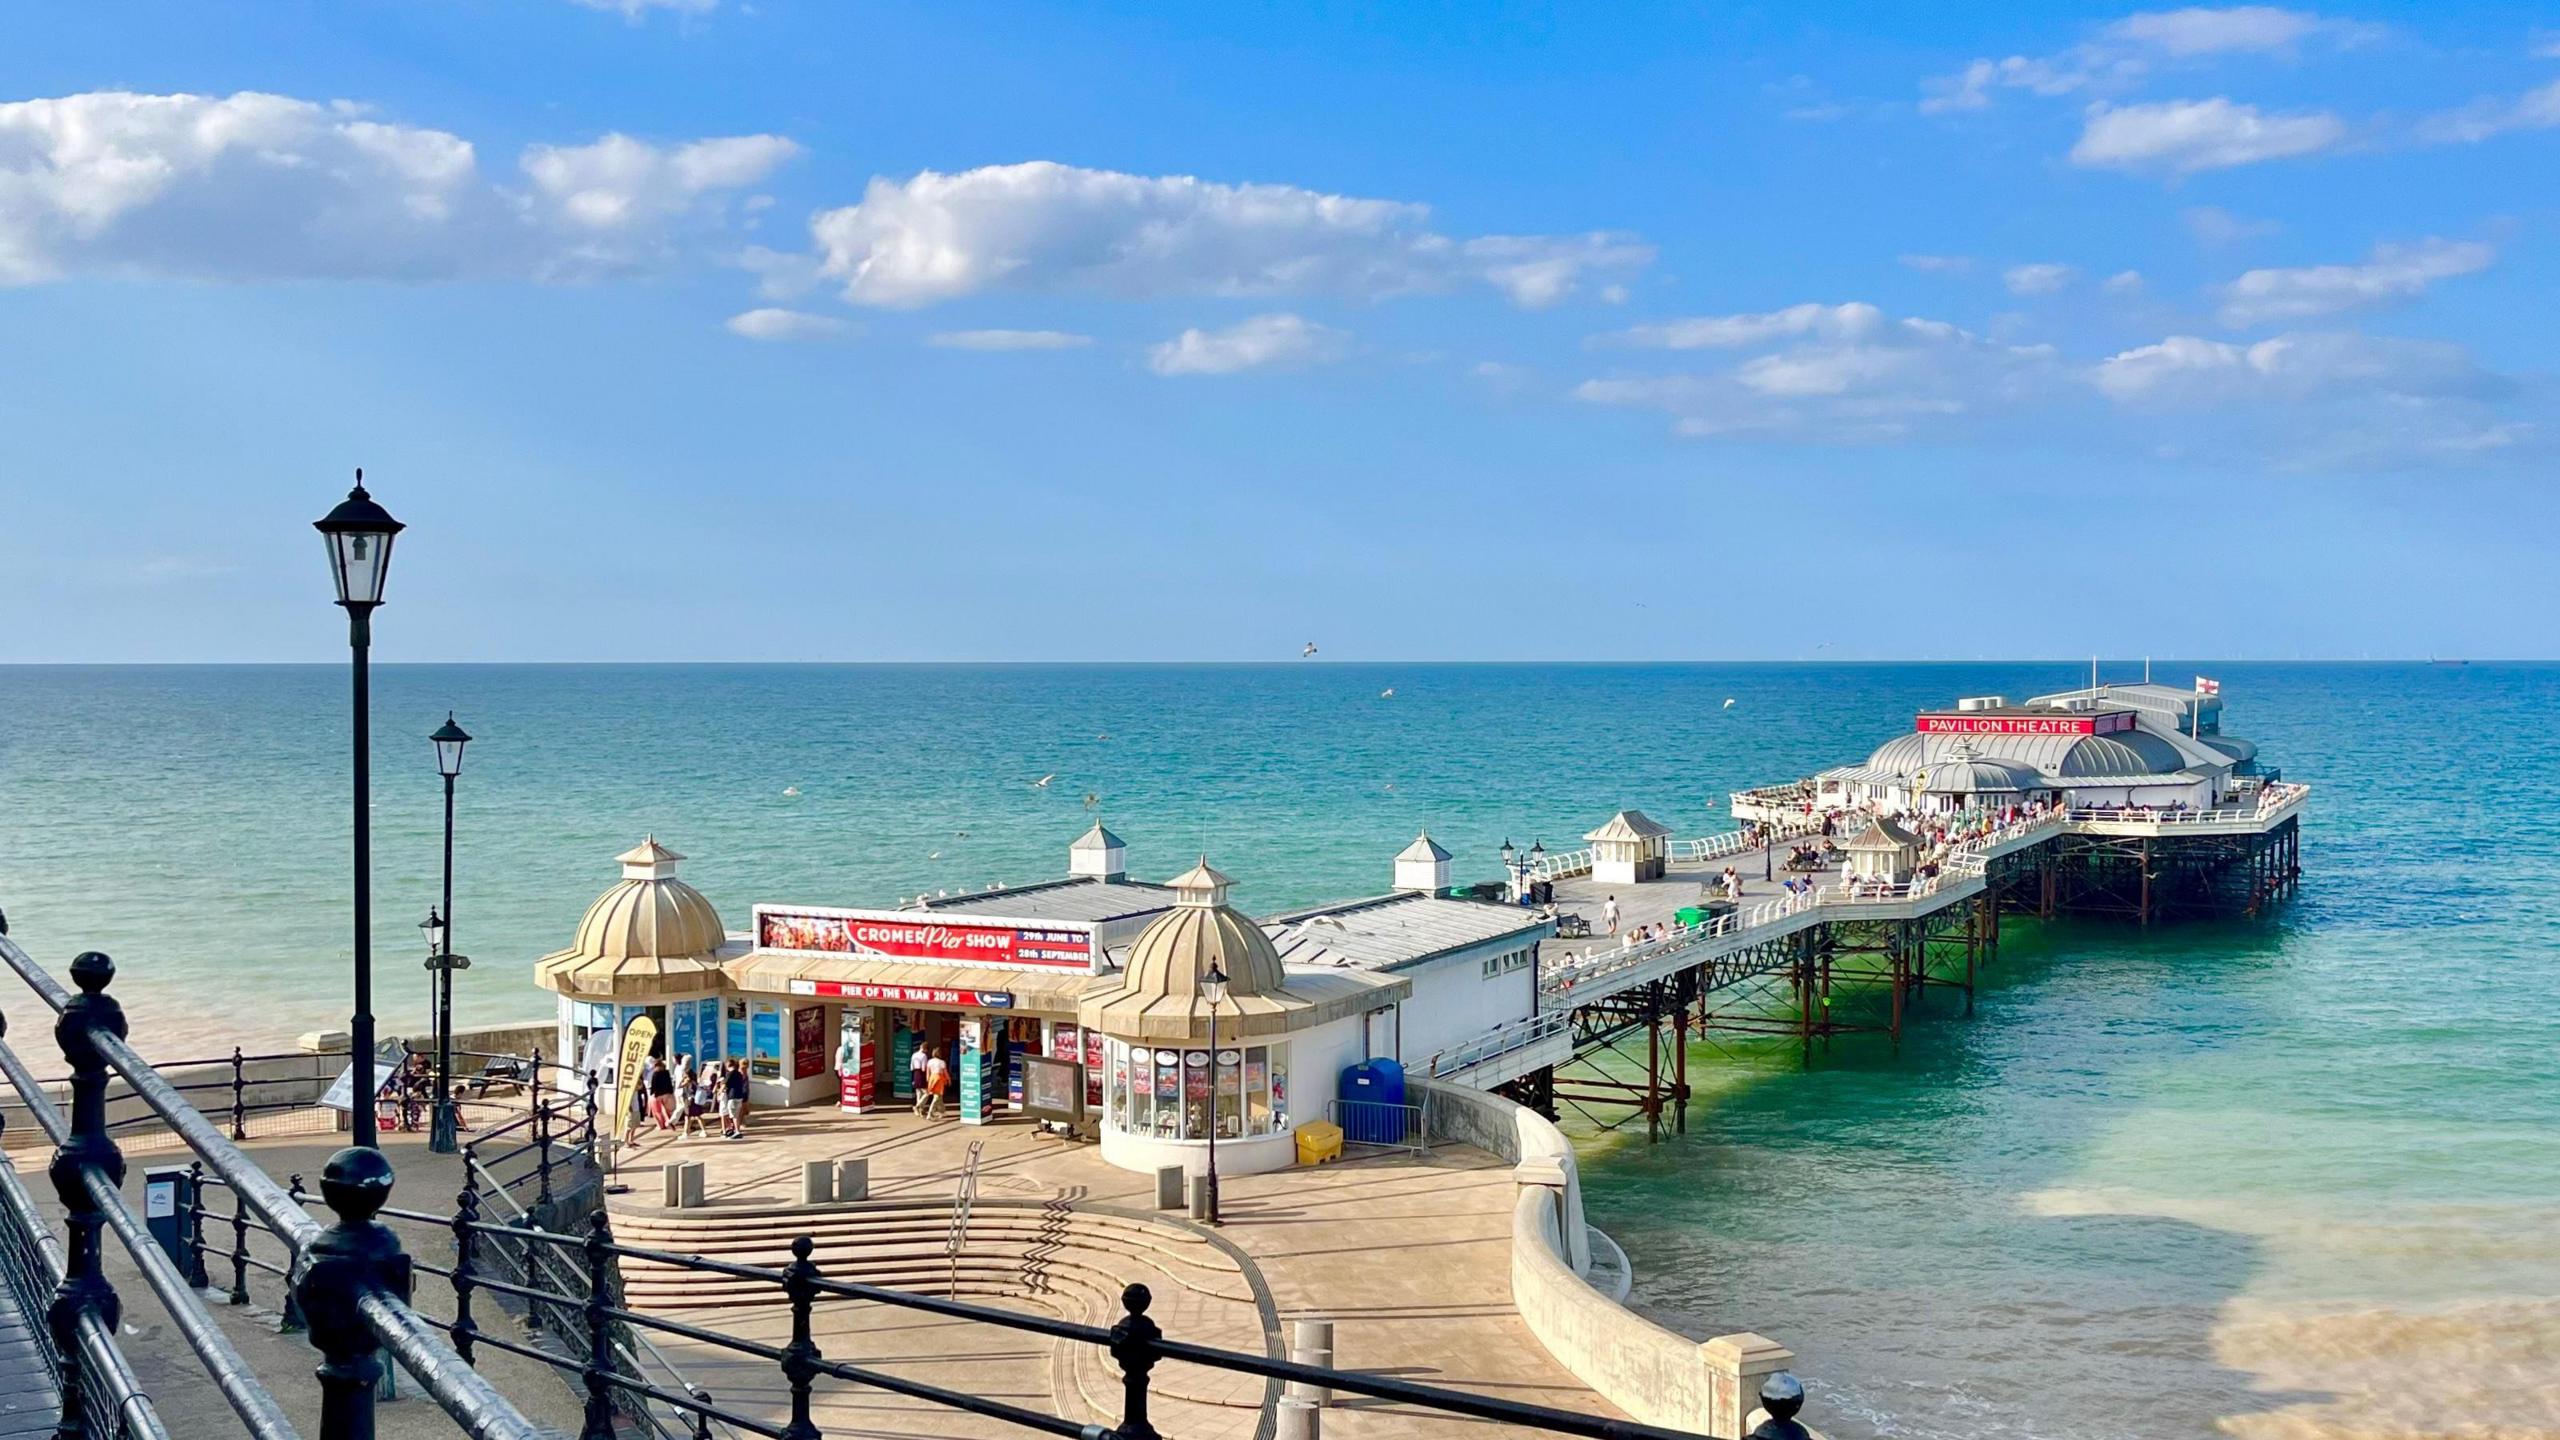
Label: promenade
xmin=600 ymin=1104 xmax=1618 ymax=1439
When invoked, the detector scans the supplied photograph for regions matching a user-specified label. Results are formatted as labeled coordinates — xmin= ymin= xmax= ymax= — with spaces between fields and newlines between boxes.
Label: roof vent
xmin=1954 ymin=695 xmax=2007 ymax=712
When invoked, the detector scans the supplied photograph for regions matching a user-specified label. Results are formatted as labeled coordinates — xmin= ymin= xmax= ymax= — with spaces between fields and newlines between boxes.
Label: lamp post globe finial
xmin=313 ymin=470 xmax=404 ymax=609
xmin=431 ymin=713 xmax=472 ymax=778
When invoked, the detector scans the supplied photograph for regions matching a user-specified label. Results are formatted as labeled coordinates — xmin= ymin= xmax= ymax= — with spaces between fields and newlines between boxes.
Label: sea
xmin=0 ymin=661 xmax=2552 ymax=1438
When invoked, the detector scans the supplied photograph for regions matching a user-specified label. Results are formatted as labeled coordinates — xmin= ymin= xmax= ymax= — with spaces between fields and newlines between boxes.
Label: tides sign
xmin=753 ymin=904 xmax=1097 ymax=972
xmin=1915 ymin=710 xmax=2135 ymax=736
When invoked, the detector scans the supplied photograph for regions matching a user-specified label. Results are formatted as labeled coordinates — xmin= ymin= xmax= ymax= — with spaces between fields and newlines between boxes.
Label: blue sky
xmin=2 ymin=1 xmax=2555 ymax=662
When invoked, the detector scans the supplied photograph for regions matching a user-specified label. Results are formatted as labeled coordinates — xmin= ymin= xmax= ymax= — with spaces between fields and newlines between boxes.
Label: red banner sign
xmin=755 ymin=906 xmax=1095 ymax=971
xmin=787 ymin=979 xmax=1016 ymax=1009
xmin=1916 ymin=711 xmax=2134 ymax=736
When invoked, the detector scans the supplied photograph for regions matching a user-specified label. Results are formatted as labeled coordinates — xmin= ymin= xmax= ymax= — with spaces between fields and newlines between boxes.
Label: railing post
xmin=581 ymin=1079 xmax=599 ymax=1168
xmin=686 ymin=1385 xmax=714 ymax=1440
xmin=1746 ymin=1372 xmax=1811 ymax=1440
xmin=534 ymin=1089 xmax=554 ymax=1209
xmin=228 ymin=1182 xmax=252 ymax=1306
xmin=579 ymin=1210 xmax=617 ymax=1440
xmin=778 ymin=1235 xmax=821 ymax=1440
xmin=1107 ymin=1282 xmax=1162 ymax=1440
xmin=230 ymin=1044 xmax=249 ymax=1141
xmin=279 ymin=1174 xmax=309 ymax=1332
xmin=184 ymin=1159 xmax=212 ymax=1287
xmin=294 ymin=1146 xmax=413 ymax=1440
xmin=45 ymin=952 xmax=128 ymax=1440
xmin=450 ymin=1182 xmax=481 ymax=1367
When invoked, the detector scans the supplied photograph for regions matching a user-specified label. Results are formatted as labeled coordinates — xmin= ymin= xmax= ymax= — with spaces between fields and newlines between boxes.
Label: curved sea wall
xmin=1415 ymin=1078 xmax=1794 ymax=1437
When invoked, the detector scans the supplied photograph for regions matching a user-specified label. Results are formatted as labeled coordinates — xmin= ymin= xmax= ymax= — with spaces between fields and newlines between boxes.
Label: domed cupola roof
xmin=535 ymin=837 xmax=730 ymax=1000
xmin=1111 ymin=858 xmax=1288 ymax=1004
xmin=1078 ymin=857 xmax=1400 ymax=1043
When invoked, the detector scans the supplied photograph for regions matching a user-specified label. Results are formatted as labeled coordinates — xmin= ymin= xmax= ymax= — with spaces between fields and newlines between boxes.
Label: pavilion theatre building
xmin=534 ymin=824 xmax=1549 ymax=1178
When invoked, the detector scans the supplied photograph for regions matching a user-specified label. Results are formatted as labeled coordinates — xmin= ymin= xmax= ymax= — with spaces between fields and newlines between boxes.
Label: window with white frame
xmin=1101 ymin=1038 xmax=1289 ymax=1140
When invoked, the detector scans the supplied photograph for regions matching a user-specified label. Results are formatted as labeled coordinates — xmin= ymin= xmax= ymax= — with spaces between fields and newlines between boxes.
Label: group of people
xmin=905 ymin=1042 xmax=954 ymax=1119
xmin=622 ymin=1053 xmax=753 ymax=1145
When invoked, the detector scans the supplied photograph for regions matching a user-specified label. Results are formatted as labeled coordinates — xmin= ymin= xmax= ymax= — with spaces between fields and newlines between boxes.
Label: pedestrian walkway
xmin=605 ymin=1104 xmax=1619 ymax=1438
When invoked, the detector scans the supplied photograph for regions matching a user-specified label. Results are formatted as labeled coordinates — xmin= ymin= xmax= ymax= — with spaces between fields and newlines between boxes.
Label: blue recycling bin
xmin=1337 ymin=1058 xmax=1408 ymax=1144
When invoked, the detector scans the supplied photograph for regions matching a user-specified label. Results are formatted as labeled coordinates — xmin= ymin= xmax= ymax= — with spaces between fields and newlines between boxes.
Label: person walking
xmin=647 ymin=1053 xmax=678 ymax=1130
xmin=1602 ymin=895 xmax=1620 ymax=935
xmin=923 ymin=1047 xmax=951 ymax=1120
xmin=909 ymin=1040 xmax=930 ymax=1109
xmin=721 ymin=1059 xmax=749 ymax=1139
xmin=683 ymin=1061 xmax=717 ymax=1140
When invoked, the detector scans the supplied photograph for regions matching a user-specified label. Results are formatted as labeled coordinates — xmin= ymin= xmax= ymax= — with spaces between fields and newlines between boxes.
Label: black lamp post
xmin=1499 ymin=837 xmax=1517 ymax=902
xmin=1201 ymin=960 xmax=1228 ymax=1226
xmin=316 ymin=472 xmax=403 ymax=1150
xmin=426 ymin=713 xmax=472 ymax=1153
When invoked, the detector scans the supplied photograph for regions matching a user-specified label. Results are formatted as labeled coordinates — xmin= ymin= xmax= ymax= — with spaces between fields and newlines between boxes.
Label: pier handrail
xmin=2067 ymin=780 xmax=2308 ymax=827
xmin=0 ymin=933 xmax=548 ymax=1440
xmin=1427 ymin=1010 xmax=1573 ymax=1080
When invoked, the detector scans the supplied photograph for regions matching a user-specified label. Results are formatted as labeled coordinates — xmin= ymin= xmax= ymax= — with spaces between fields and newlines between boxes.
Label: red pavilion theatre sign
xmin=752 ymin=904 xmax=1097 ymax=972
xmin=1914 ymin=710 xmax=2136 ymax=736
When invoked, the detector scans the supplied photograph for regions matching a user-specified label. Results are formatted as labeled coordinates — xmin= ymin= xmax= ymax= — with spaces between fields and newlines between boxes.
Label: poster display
xmin=670 ymin=1002 xmax=697 ymax=1066
xmin=957 ymin=1019 xmax=989 ymax=1125
xmin=836 ymin=1009 xmax=872 ymax=1113
xmin=724 ymin=1001 xmax=747 ymax=1067
xmin=749 ymin=1005 xmax=782 ymax=1079
xmin=792 ymin=1005 xmax=825 ymax=1079
xmin=1083 ymin=1026 xmax=1104 ymax=1106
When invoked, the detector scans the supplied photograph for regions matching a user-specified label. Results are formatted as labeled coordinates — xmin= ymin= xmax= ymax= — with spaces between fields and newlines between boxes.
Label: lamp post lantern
xmin=425 ymin=712 xmax=472 ymax=1153
xmin=316 ymin=471 xmax=403 ymax=1150
xmin=1201 ymin=960 xmax=1228 ymax=1226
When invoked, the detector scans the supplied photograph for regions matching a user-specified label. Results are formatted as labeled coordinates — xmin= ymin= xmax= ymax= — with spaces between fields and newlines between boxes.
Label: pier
xmin=1428 ymin=679 xmax=2310 ymax=1141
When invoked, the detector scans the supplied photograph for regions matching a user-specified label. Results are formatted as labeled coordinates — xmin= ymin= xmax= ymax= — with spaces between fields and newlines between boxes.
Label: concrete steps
xmin=608 ymin=1197 xmax=1275 ymax=1432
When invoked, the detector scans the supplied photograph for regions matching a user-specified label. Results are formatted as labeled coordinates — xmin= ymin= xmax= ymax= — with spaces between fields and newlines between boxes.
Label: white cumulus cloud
xmin=523 ymin=133 xmax=798 ymax=231
xmin=927 ymin=329 xmax=1094 ymax=350
xmin=724 ymin=308 xmax=848 ymax=341
xmin=2093 ymin=330 xmax=2505 ymax=405
xmin=2415 ymin=78 xmax=2560 ymax=145
xmin=1578 ymin=304 xmax=2060 ymax=440
xmin=805 ymin=161 xmax=1649 ymax=309
xmin=1599 ymin=302 xmax=1889 ymax=350
xmin=2071 ymin=97 xmax=2346 ymax=172
xmin=2005 ymin=262 xmax=2076 ymax=295
xmin=1922 ymin=8 xmax=2377 ymax=114
xmin=1146 ymin=313 xmax=1347 ymax=377
xmin=2215 ymin=239 xmax=2493 ymax=326
xmin=0 ymin=90 xmax=794 ymax=285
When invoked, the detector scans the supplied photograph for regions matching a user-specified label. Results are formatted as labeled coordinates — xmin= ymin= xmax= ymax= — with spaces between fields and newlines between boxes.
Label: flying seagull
xmin=1033 ymin=774 xmax=1056 ymax=789
xmin=1302 ymin=642 xmax=1318 ymax=658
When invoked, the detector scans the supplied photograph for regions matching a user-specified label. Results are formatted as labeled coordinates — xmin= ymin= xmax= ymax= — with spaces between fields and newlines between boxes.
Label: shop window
xmin=1103 ymin=1040 xmax=1289 ymax=1140
xmin=748 ymin=1002 xmax=783 ymax=1080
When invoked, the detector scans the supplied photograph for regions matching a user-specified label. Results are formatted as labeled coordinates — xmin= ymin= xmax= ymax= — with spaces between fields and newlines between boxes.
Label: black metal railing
xmin=0 ymin=931 xmax=1811 ymax=1440
xmin=0 ymin=934 xmax=547 ymax=1440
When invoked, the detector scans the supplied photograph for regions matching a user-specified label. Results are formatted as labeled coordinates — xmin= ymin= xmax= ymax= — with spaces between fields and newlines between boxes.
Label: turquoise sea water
xmin=2 ymin=661 xmax=2552 ymax=1437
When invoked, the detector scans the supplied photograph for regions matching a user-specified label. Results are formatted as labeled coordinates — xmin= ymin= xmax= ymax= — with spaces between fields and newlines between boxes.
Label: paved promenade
xmin=608 ymin=1104 xmax=1619 ymax=1438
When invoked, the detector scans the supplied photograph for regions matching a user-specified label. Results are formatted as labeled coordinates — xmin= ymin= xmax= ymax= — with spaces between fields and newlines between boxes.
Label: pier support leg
xmin=1672 ymin=999 xmax=1689 ymax=1135
xmin=2139 ymin=839 xmax=2153 ymax=927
